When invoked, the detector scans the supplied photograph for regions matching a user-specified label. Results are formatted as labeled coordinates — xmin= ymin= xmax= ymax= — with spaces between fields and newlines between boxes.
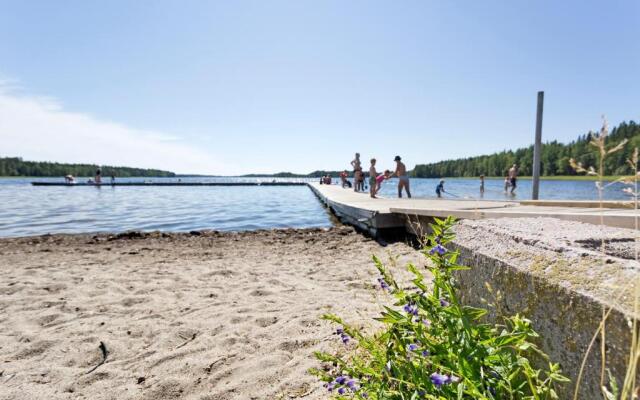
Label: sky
xmin=0 ymin=1 xmax=638 ymax=175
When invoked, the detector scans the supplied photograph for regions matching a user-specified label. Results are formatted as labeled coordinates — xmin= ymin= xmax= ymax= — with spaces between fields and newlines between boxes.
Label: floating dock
xmin=308 ymin=182 xmax=639 ymax=235
xmin=31 ymin=182 xmax=307 ymax=187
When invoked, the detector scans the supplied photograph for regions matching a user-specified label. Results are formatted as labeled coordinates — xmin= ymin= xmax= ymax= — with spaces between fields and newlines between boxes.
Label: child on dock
xmin=340 ymin=170 xmax=352 ymax=188
xmin=369 ymin=158 xmax=377 ymax=198
xmin=374 ymin=170 xmax=392 ymax=196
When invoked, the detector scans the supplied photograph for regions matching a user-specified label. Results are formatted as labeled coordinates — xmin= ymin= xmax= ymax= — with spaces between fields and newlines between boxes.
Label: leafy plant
xmin=312 ymin=216 xmax=569 ymax=399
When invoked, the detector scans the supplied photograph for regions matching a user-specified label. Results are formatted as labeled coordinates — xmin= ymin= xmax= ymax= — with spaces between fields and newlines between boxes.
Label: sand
xmin=0 ymin=227 xmax=422 ymax=400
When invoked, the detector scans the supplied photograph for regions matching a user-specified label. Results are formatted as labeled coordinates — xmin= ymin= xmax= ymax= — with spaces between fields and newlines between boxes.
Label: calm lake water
xmin=0 ymin=177 xmax=633 ymax=237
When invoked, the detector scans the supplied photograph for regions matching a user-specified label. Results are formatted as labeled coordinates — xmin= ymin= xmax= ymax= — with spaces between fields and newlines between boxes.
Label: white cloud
xmin=0 ymin=83 xmax=231 ymax=175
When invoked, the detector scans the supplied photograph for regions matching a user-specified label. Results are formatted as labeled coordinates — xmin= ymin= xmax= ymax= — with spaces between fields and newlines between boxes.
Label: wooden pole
xmin=532 ymin=91 xmax=544 ymax=200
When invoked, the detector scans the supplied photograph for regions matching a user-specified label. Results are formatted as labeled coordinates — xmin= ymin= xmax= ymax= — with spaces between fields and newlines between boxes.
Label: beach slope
xmin=0 ymin=228 xmax=420 ymax=400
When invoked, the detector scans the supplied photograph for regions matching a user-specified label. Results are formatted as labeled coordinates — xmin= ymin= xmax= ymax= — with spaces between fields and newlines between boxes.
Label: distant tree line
xmin=241 ymin=170 xmax=347 ymax=178
xmin=0 ymin=157 xmax=176 ymax=177
xmin=412 ymin=120 xmax=640 ymax=178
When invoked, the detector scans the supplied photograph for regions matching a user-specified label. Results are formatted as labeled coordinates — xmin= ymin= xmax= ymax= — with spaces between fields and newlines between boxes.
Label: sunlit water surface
xmin=0 ymin=177 xmax=633 ymax=237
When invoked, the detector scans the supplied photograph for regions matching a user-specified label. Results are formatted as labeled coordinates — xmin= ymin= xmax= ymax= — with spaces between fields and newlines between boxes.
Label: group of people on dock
xmin=338 ymin=154 xmax=520 ymax=199
xmin=348 ymin=153 xmax=411 ymax=199
xmin=64 ymin=167 xmax=116 ymax=185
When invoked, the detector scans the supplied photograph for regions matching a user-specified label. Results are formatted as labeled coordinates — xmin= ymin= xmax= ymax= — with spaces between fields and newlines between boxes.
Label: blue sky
xmin=1 ymin=0 xmax=638 ymax=174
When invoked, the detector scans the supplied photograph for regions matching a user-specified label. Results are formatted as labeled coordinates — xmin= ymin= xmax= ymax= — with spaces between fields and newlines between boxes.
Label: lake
xmin=0 ymin=177 xmax=634 ymax=237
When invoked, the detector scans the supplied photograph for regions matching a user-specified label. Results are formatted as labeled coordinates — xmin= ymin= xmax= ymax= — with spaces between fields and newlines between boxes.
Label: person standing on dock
xmin=508 ymin=164 xmax=518 ymax=194
xmin=368 ymin=158 xmax=377 ymax=198
xmin=394 ymin=156 xmax=411 ymax=198
xmin=351 ymin=153 xmax=362 ymax=192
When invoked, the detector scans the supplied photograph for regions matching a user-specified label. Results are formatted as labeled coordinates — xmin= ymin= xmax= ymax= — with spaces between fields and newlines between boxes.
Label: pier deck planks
xmin=308 ymin=182 xmax=639 ymax=232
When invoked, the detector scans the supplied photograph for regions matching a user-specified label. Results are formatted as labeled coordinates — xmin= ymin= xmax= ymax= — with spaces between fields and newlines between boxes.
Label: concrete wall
xmin=404 ymin=215 xmax=640 ymax=399
xmin=453 ymin=245 xmax=635 ymax=399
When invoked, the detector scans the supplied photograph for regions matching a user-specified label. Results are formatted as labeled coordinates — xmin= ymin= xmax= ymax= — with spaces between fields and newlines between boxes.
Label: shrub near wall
xmin=312 ymin=217 xmax=568 ymax=399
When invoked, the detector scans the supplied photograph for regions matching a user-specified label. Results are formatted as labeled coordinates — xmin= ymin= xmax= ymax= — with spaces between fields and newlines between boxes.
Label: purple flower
xmin=346 ymin=379 xmax=359 ymax=391
xmin=335 ymin=375 xmax=348 ymax=384
xmin=407 ymin=343 xmax=419 ymax=352
xmin=422 ymin=319 xmax=431 ymax=327
xmin=335 ymin=328 xmax=343 ymax=335
xmin=431 ymin=372 xmax=449 ymax=388
xmin=429 ymin=244 xmax=447 ymax=255
xmin=440 ymin=298 xmax=450 ymax=307
xmin=338 ymin=387 xmax=346 ymax=394
xmin=377 ymin=277 xmax=390 ymax=290
xmin=421 ymin=349 xmax=430 ymax=357
xmin=403 ymin=303 xmax=419 ymax=316
xmin=325 ymin=381 xmax=335 ymax=392
xmin=341 ymin=334 xmax=350 ymax=344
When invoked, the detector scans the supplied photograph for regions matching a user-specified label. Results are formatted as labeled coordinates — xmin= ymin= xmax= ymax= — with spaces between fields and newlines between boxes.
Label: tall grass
xmin=570 ymin=117 xmax=639 ymax=399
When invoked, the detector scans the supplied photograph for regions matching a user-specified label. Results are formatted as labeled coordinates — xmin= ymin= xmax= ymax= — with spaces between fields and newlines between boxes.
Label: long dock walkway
xmin=308 ymin=182 xmax=639 ymax=235
xmin=31 ymin=182 xmax=307 ymax=187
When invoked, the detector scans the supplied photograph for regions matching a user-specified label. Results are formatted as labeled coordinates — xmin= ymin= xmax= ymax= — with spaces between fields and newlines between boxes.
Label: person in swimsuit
xmin=374 ymin=170 xmax=392 ymax=196
xmin=369 ymin=158 xmax=377 ymax=198
xmin=436 ymin=179 xmax=445 ymax=198
xmin=394 ymin=156 xmax=411 ymax=198
xmin=354 ymin=169 xmax=363 ymax=191
xmin=340 ymin=170 xmax=349 ymax=188
xmin=95 ymin=168 xmax=102 ymax=184
xmin=508 ymin=164 xmax=518 ymax=194
xmin=351 ymin=153 xmax=361 ymax=192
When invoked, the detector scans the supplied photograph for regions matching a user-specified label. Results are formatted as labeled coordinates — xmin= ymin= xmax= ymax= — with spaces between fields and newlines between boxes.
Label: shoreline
xmin=0 ymin=175 xmax=627 ymax=181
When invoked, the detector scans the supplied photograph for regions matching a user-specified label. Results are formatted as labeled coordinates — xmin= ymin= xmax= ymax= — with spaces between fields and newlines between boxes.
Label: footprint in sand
xmin=254 ymin=316 xmax=278 ymax=327
xmin=277 ymin=339 xmax=316 ymax=353
xmin=14 ymin=339 xmax=55 ymax=359
xmin=249 ymin=289 xmax=273 ymax=297
xmin=37 ymin=313 xmax=62 ymax=326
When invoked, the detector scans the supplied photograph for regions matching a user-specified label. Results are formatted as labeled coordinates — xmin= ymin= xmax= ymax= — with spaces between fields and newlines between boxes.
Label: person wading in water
xmin=393 ymin=156 xmax=411 ymax=198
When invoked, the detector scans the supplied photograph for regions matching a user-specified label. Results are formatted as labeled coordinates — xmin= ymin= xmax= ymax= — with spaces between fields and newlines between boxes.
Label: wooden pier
xmin=31 ymin=181 xmax=307 ymax=187
xmin=308 ymin=182 xmax=639 ymax=235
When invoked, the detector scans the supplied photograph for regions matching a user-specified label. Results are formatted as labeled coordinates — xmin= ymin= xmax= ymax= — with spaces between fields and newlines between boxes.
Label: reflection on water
xmin=0 ymin=178 xmax=331 ymax=237
xmin=0 ymin=176 xmax=633 ymax=237
xmin=372 ymin=177 xmax=632 ymax=201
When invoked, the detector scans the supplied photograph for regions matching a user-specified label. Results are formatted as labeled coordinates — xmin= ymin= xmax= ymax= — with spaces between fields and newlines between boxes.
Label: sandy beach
xmin=0 ymin=227 xmax=422 ymax=400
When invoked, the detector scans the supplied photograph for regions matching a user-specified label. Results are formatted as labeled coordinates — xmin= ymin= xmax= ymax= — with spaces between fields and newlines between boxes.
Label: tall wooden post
xmin=532 ymin=91 xmax=544 ymax=200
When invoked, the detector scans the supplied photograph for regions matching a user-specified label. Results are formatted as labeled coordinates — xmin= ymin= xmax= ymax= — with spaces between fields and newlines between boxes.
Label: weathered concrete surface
xmin=451 ymin=217 xmax=640 ymax=399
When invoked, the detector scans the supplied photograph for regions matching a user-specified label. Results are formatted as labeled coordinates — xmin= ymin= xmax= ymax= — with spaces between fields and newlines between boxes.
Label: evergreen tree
xmin=412 ymin=121 xmax=639 ymax=177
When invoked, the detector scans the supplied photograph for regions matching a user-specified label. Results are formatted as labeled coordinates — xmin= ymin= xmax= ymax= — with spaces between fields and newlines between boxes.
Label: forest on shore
xmin=412 ymin=121 xmax=640 ymax=178
xmin=0 ymin=157 xmax=175 ymax=177
xmin=241 ymin=170 xmax=344 ymax=178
